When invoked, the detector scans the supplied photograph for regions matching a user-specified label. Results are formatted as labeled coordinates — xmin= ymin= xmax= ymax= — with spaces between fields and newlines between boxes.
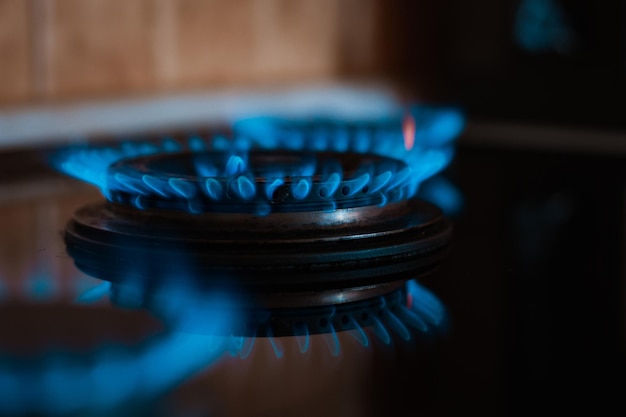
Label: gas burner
xmin=54 ymin=108 xmax=462 ymax=352
xmin=64 ymin=150 xmax=451 ymax=344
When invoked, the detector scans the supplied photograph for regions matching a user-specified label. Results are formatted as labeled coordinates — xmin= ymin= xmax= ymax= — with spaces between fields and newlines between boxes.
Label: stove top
xmin=0 ymin=110 xmax=624 ymax=416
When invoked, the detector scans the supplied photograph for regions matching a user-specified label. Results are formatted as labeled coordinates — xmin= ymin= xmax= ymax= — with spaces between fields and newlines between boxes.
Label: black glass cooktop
xmin=378 ymin=143 xmax=626 ymax=416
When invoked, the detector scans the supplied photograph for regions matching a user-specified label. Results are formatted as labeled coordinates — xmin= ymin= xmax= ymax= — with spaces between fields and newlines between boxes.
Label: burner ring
xmin=106 ymin=151 xmax=413 ymax=213
xmin=65 ymin=198 xmax=451 ymax=291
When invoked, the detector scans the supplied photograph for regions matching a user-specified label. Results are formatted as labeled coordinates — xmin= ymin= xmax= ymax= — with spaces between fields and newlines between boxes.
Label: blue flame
xmin=418 ymin=176 xmax=464 ymax=216
xmin=239 ymin=337 xmax=256 ymax=359
xmin=232 ymin=107 xmax=463 ymax=200
xmin=346 ymin=317 xmax=369 ymax=347
xmin=0 ymin=269 xmax=241 ymax=416
xmin=322 ymin=325 xmax=341 ymax=357
xmin=0 ymin=325 xmax=235 ymax=416
xmin=25 ymin=270 xmax=56 ymax=300
xmin=234 ymin=106 xmax=462 ymax=154
xmin=292 ymin=178 xmax=311 ymax=200
xmin=371 ymin=315 xmax=392 ymax=345
xmin=384 ymin=309 xmax=411 ymax=341
xmin=52 ymin=141 xmax=164 ymax=190
xmin=96 ymin=276 xmax=446 ymax=359
xmin=233 ymin=175 xmax=256 ymax=200
xmin=205 ymin=178 xmax=224 ymax=200
xmin=51 ymin=106 xmax=464 ymax=214
xmin=294 ymin=322 xmax=311 ymax=353
xmin=169 ymin=178 xmax=196 ymax=199
xmin=225 ymin=155 xmax=246 ymax=176
xmin=75 ymin=282 xmax=111 ymax=303
xmin=407 ymin=280 xmax=446 ymax=326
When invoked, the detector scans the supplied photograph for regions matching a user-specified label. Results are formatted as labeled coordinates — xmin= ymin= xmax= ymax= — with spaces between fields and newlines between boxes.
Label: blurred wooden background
xmin=0 ymin=0 xmax=375 ymax=104
xmin=0 ymin=0 xmax=442 ymax=106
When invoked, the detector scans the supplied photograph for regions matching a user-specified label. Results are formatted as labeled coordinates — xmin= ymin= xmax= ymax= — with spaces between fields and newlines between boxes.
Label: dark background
xmin=364 ymin=143 xmax=625 ymax=416
xmin=370 ymin=2 xmax=626 ymax=410
xmin=379 ymin=0 xmax=626 ymax=128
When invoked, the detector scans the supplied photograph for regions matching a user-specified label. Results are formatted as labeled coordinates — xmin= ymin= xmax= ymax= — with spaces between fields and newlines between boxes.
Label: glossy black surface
xmin=1 ymin=140 xmax=624 ymax=416
xmin=373 ymin=143 xmax=626 ymax=416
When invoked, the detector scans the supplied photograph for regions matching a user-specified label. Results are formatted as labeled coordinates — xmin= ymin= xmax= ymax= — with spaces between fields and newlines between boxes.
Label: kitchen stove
xmin=0 ymin=105 xmax=468 ymax=416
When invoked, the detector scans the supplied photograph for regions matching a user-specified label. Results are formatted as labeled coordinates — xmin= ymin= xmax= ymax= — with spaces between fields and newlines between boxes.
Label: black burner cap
xmin=65 ymin=198 xmax=450 ymax=292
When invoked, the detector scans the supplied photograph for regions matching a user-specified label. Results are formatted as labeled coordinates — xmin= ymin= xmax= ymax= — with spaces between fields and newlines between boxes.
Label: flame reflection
xmin=403 ymin=112 xmax=416 ymax=151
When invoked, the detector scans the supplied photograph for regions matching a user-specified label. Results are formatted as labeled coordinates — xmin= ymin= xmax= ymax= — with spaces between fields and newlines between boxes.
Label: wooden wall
xmin=0 ymin=0 xmax=383 ymax=106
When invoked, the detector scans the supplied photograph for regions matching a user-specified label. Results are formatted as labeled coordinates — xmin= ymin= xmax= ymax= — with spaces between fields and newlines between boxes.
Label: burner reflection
xmin=89 ymin=276 xmax=446 ymax=359
xmin=0 ymin=301 xmax=234 ymax=416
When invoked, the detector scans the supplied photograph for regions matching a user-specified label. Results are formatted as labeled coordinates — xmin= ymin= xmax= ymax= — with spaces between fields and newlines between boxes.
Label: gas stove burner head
xmin=59 ymin=135 xmax=456 ymax=343
xmin=66 ymin=197 xmax=450 ymax=292
xmin=106 ymin=150 xmax=413 ymax=214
